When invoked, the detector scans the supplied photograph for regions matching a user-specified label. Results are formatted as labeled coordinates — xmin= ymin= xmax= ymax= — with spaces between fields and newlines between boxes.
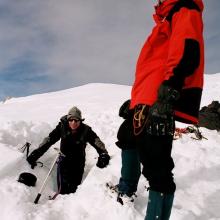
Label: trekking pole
xmin=20 ymin=142 xmax=31 ymax=158
xmin=34 ymin=148 xmax=65 ymax=204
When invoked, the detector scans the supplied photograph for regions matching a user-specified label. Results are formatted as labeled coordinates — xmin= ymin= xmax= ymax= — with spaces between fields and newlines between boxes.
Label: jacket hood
xmin=155 ymin=0 xmax=204 ymax=20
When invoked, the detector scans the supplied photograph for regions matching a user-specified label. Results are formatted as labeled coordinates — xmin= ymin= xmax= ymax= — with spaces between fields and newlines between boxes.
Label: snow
xmin=0 ymin=74 xmax=220 ymax=220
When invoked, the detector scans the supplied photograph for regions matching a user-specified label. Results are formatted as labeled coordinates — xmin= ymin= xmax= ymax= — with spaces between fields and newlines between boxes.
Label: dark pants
xmin=118 ymin=148 xmax=141 ymax=196
xmin=57 ymin=156 xmax=85 ymax=194
xmin=137 ymin=134 xmax=176 ymax=194
xmin=116 ymin=117 xmax=141 ymax=196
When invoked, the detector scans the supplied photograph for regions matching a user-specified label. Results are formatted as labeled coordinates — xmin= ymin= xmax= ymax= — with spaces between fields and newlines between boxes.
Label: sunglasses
xmin=68 ymin=118 xmax=80 ymax=123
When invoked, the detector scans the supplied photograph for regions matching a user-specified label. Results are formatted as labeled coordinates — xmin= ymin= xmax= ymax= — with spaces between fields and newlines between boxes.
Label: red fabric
xmin=130 ymin=0 xmax=204 ymax=124
xmin=175 ymin=110 xmax=198 ymax=124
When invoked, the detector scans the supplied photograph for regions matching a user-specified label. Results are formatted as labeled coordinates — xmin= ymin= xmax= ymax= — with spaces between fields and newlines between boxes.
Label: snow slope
xmin=0 ymin=74 xmax=220 ymax=220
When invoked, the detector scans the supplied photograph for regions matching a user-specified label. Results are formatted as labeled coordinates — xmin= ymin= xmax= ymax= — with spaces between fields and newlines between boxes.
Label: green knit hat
xmin=67 ymin=106 xmax=83 ymax=120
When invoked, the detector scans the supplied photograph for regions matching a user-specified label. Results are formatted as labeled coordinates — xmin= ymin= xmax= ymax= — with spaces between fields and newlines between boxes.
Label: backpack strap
xmin=166 ymin=0 xmax=201 ymax=23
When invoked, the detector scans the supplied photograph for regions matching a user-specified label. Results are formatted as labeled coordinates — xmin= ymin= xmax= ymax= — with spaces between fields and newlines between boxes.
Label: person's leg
xmin=118 ymin=148 xmax=141 ymax=196
xmin=145 ymin=190 xmax=174 ymax=220
xmin=57 ymin=160 xmax=71 ymax=194
xmin=138 ymin=135 xmax=175 ymax=220
xmin=57 ymin=157 xmax=85 ymax=194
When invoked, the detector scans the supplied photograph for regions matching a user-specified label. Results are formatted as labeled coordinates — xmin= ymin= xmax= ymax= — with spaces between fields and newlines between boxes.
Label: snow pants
xmin=145 ymin=190 xmax=174 ymax=220
xmin=118 ymin=148 xmax=141 ymax=196
xmin=137 ymin=134 xmax=176 ymax=194
xmin=57 ymin=156 xmax=85 ymax=194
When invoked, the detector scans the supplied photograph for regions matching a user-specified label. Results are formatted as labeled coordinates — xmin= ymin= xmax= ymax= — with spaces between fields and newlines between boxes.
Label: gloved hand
xmin=96 ymin=153 xmax=110 ymax=168
xmin=119 ymin=100 xmax=131 ymax=119
xmin=26 ymin=150 xmax=41 ymax=169
xmin=147 ymin=83 xmax=180 ymax=136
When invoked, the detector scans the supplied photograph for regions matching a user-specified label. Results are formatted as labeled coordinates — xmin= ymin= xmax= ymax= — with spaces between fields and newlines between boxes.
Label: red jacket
xmin=130 ymin=0 xmax=204 ymax=124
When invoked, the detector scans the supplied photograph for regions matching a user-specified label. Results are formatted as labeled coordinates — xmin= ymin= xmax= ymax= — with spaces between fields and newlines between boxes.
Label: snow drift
xmin=0 ymin=74 xmax=220 ymax=220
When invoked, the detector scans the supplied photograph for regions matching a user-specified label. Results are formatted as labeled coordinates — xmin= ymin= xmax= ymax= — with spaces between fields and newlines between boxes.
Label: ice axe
xmin=34 ymin=148 xmax=65 ymax=204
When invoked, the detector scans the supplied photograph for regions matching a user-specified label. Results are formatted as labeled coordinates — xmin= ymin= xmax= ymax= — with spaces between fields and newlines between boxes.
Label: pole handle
xmin=34 ymin=193 xmax=41 ymax=204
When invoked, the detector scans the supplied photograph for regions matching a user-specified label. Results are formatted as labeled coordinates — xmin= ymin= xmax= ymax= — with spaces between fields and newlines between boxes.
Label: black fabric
xmin=146 ymin=84 xmax=179 ymax=136
xmin=59 ymin=117 xmax=107 ymax=156
xmin=57 ymin=156 xmax=85 ymax=194
xmin=137 ymin=134 xmax=176 ymax=194
xmin=166 ymin=39 xmax=200 ymax=90
xmin=18 ymin=172 xmax=37 ymax=187
xmin=174 ymin=39 xmax=200 ymax=78
xmin=119 ymin=99 xmax=132 ymax=119
xmin=157 ymin=83 xmax=180 ymax=103
xmin=166 ymin=0 xmax=200 ymax=23
xmin=96 ymin=153 xmax=110 ymax=168
xmin=59 ymin=125 xmax=87 ymax=159
xmin=146 ymin=115 xmax=175 ymax=136
xmin=116 ymin=117 xmax=136 ymax=149
xmin=174 ymin=87 xmax=202 ymax=123
xmin=198 ymin=101 xmax=220 ymax=130
xmin=27 ymin=150 xmax=42 ymax=169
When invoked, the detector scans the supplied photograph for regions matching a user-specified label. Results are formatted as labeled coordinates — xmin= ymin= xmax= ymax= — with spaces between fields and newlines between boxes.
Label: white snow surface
xmin=0 ymin=74 xmax=220 ymax=220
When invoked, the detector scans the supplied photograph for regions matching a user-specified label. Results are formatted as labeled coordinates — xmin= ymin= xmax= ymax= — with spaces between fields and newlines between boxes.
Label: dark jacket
xmin=116 ymin=117 xmax=136 ymax=150
xmin=35 ymin=115 xmax=108 ymax=161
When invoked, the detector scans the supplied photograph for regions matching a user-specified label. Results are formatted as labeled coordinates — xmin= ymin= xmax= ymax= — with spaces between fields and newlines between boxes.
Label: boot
xmin=145 ymin=190 xmax=174 ymax=220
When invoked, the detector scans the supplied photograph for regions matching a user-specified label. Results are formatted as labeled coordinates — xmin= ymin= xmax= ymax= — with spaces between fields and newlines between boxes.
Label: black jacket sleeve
xmin=86 ymin=127 xmax=108 ymax=155
xmin=32 ymin=122 xmax=62 ymax=159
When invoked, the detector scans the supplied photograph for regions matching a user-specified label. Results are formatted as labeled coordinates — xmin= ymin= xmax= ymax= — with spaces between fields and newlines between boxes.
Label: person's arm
xmin=87 ymin=128 xmax=108 ymax=154
xmin=87 ymin=128 xmax=110 ymax=168
xmin=27 ymin=123 xmax=62 ymax=168
xmin=164 ymin=7 xmax=203 ymax=89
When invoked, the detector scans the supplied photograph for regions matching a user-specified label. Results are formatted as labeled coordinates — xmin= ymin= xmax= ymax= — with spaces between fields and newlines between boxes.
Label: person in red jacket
xmin=130 ymin=0 xmax=204 ymax=219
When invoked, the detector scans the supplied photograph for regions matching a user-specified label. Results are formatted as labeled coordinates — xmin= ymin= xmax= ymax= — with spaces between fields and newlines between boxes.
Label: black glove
xmin=119 ymin=100 xmax=131 ymax=119
xmin=147 ymin=83 xmax=180 ymax=136
xmin=27 ymin=150 xmax=41 ymax=169
xmin=96 ymin=153 xmax=110 ymax=168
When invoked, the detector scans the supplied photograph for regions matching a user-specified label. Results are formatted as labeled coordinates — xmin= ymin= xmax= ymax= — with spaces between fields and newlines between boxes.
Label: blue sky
xmin=0 ymin=0 xmax=219 ymax=101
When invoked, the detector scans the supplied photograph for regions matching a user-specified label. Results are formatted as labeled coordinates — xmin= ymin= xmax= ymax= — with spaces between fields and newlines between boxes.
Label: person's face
xmin=68 ymin=118 xmax=81 ymax=130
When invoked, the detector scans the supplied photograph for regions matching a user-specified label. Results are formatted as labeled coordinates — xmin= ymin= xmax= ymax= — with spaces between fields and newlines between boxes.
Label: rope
xmin=133 ymin=105 xmax=149 ymax=136
xmin=174 ymin=125 xmax=208 ymax=140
